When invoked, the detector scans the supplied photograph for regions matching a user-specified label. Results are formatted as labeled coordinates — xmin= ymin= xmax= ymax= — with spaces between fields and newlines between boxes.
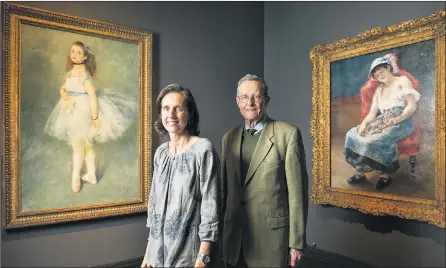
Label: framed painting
xmin=310 ymin=10 xmax=445 ymax=228
xmin=2 ymin=3 xmax=152 ymax=228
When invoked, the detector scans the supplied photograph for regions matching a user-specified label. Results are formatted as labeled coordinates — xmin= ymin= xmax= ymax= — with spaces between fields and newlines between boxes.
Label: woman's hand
xmin=140 ymin=258 xmax=152 ymax=268
xmin=194 ymin=257 xmax=206 ymax=268
xmin=92 ymin=118 xmax=101 ymax=135
xmin=358 ymin=122 xmax=367 ymax=136
xmin=59 ymin=87 xmax=70 ymax=100
xmin=385 ymin=117 xmax=401 ymax=127
xmin=92 ymin=118 xmax=100 ymax=128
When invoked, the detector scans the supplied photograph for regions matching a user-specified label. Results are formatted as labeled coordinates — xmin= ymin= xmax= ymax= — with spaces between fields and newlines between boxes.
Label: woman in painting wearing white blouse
xmin=344 ymin=56 xmax=421 ymax=190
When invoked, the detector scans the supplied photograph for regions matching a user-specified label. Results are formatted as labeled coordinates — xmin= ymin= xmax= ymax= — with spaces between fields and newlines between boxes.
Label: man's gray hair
xmin=237 ymin=74 xmax=269 ymax=96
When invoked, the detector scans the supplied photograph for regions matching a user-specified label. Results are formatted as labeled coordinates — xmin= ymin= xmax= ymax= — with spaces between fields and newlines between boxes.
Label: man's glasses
xmin=237 ymin=94 xmax=266 ymax=103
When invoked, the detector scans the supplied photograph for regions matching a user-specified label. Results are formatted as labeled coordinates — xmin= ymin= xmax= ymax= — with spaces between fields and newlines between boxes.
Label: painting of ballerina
xmin=18 ymin=25 xmax=141 ymax=211
xmin=2 ymin=3 xmax=152 ymax=228
xmin=330 ymin=40 xmax=435 ymax=200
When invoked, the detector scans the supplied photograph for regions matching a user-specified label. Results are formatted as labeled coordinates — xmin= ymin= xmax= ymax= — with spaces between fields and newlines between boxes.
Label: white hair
xmin=237 ymin=74 xmax=269 ymax=96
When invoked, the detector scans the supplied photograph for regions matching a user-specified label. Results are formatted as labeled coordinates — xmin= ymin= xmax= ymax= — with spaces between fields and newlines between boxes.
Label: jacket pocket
xmin=262 ymin=159 xmax=284 ymax=169
xmin=267 ymin=216 xmax=289 ymax=229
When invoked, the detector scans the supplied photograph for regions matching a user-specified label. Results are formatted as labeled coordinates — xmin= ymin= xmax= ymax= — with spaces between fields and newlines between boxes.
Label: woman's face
xmin=160 ymin=92 xmax=189 ymax=136
xmin=70 ymin=45 xmax=87 ymax=64
xmin=372 ymin=65 xmax=393 ymax=83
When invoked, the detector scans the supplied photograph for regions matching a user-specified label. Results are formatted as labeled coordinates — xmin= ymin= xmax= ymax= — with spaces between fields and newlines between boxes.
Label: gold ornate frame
xmin=2 ymin=3 xmax=152 ymax=228
xmin=310 ymin=10 xmax=445 ymax=228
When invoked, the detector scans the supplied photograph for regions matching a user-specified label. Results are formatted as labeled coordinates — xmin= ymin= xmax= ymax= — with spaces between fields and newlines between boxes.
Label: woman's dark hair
xmin=154 ymin=83 xmax=200 ymax=136
xmin=371 ymin=63 xmax=393 ymax=78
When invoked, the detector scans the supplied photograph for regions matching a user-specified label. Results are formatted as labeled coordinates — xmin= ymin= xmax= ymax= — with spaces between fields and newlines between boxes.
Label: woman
xmin=141 ymin=84 xmax=220 ymax=267
xmin=344 ymin=56 xmax=421 ymax=190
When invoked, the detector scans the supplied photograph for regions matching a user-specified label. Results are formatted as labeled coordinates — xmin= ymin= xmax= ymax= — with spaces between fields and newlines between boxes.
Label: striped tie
xmin=247 ymin=129 xmax=257 ymax=136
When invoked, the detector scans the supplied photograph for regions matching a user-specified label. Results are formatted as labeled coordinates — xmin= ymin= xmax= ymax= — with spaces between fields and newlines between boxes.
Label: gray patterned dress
xmin=146 ymin=138 xmax=220 ymax=267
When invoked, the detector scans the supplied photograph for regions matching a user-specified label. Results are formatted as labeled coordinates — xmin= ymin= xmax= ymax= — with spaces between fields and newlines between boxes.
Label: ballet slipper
xmin=72 ymin=174 xmax=81 ymax=193
xmin=82 ymin=173 xmax=97 ymax=184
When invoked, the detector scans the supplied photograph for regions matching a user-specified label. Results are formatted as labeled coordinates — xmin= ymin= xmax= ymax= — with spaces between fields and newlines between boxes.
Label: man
xmin=220 ymin=74 xmax=307 ymax=267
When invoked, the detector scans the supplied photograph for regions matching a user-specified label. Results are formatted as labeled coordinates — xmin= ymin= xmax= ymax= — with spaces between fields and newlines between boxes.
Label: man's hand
xmin=288 ymin=248 xmax=304 ymax=267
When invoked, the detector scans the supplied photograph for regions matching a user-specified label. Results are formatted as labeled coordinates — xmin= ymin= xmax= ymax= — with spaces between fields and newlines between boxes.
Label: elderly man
xmin=220 ymin=74 xmax=307 ymax=267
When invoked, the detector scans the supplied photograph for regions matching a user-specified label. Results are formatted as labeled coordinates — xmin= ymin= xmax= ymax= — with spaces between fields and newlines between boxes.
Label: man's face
xmin=236 ymin=80 xmax=268 ymax=123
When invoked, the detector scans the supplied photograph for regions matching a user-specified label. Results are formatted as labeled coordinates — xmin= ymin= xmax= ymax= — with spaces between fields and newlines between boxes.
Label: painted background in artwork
xmin=20 ymin=24 xmax=140 ymax=211
xmin=330 ymin=40 xmax=435 ymax=200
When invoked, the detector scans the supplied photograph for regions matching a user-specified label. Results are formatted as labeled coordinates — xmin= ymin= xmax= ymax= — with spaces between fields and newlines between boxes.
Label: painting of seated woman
xmin=330 ymin=41 xmax=435 ymax=200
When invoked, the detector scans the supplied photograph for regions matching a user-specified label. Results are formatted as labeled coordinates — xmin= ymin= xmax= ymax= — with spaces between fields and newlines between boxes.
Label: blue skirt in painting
xmin=344 ymin=106 xmax=414 ymax=174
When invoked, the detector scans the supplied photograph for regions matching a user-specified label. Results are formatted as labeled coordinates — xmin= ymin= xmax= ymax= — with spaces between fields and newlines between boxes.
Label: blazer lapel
xmin=231 ymin=125 xmax=243 ymax=186
xmin=244 ymin=118 xmax=274 ymax=187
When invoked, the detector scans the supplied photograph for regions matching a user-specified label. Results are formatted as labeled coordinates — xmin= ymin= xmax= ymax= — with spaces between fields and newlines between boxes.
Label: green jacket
xmin=220 ymin=117 xmax=306 ymax=267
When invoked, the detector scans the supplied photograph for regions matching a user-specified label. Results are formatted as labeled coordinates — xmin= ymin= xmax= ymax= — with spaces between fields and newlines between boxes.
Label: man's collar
xmin=244 ymin=115 xmax=267 ymax=134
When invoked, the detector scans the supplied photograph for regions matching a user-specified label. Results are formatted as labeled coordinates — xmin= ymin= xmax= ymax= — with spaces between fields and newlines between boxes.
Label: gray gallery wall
xmin=264 ymin=2 xmax=445 ymax=268
xmin=1 ymin=2 xmax=263 ymax=267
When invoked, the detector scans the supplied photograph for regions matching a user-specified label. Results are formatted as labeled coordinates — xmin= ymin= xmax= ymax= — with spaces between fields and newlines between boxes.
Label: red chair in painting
xmin=360 ymin=68 xmax=421 ymax=174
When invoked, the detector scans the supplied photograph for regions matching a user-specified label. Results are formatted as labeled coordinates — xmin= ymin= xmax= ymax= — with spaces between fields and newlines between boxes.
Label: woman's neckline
xmin=166 ymin=136 xmax=201 ymax=158
xmin=379 ymin=84 xmax=402 ymax=100
xmin=68 ymin=70 xmax=91 ymax=77
xmin=68 ymin=73 xmax=90 ymax=78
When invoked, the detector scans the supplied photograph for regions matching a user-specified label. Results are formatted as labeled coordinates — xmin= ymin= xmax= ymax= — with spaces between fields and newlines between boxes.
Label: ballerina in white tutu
xmin=45 ymin=41 xmax=136 ymax=193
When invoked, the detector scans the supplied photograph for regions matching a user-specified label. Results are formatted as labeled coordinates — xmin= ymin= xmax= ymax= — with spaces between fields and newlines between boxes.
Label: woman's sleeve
xmin=198 ymin=143 xmax=221 ymax=242
xmin=401 ymin=87 xmax=421 ymax=103
xmin=399 ymin=75 xmax=421 ymax=103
